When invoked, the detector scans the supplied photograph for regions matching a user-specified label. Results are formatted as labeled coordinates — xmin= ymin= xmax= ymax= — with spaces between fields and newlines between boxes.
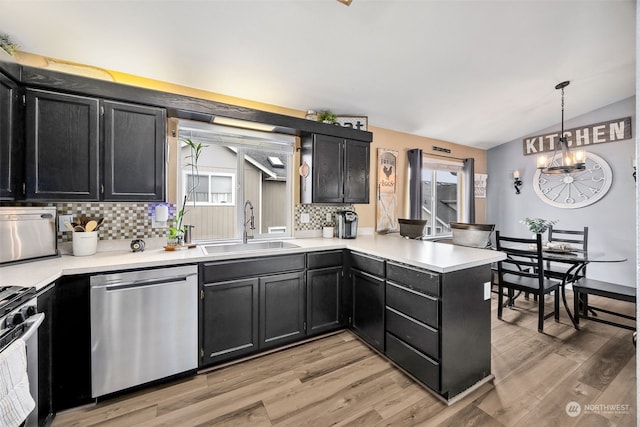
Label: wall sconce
xmin=513 ymin=170 xmax=522 ymax=194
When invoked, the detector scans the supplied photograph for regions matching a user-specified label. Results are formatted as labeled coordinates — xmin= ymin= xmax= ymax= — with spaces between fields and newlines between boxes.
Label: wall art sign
xmin=377 ymin=149 xmax=398 ymax=233
xmin=474 ymin=173 xmax=488 ymax=198
xmin=522 ymin=116 xmax=632 ymax=156
xmin=335 ymin=115 xmax=368 ymax=131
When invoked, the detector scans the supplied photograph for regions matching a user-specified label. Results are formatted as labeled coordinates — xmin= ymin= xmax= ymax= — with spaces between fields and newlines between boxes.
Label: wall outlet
xmin=300 ymin=213 xmax=310 ymax=223
xmin=326 ymin=213 xmax=333 ymax=223
xmin=58 ymin=214 xmax=73 ymax=232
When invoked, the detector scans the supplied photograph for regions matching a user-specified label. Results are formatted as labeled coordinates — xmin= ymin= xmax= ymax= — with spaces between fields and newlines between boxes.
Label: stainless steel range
xmin=0 ymin=285 xmax=44 ymax=427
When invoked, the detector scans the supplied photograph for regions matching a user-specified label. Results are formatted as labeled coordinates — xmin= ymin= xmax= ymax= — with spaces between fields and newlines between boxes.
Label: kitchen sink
xmin=201 ymin=241 xmax=300 ymax=255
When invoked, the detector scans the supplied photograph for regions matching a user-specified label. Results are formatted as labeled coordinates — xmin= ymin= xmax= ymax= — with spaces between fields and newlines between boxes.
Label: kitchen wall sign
xmin=376 ymin=148 xmax=398 ymax=232
xmin=522 ymin=116 xmax=632 ymax=156
xmin=335 ymin=115 xmax=368 ymax=131
xmin=474 ymin=173 xmax=488 ymax=198
xmin=532 ymin=152 xmax=613 ymax=208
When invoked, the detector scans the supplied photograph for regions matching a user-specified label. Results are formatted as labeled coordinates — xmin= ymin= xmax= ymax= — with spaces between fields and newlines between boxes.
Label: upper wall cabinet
xmin=25 ymin=89 xmax=166 ymax=201
xmin=0 ymin=72 xmax=22 ymax=200
xmin=300 ymin=134 xmax=370 ymax=204
xmin=102 ymin=101 xmax=165 ymax=200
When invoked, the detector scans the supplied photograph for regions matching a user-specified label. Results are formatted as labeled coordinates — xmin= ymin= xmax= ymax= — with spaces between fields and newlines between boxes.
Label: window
xmin=184 ymin=172 xmax=235 ymax=206
xmin=177 ymin=120 xmax=295 ymax=242
xmin=421 ymin=158 xmax=463 ymax=237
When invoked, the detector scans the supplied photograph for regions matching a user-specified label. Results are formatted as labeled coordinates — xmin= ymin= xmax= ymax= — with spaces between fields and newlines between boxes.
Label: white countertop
xmin=0 ymin=234 xmax=505 ymax=291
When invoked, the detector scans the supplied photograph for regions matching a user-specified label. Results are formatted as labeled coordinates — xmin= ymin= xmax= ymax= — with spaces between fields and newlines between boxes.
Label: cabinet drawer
xmin=387 ymin=262 xmax=439 ymax=297
xmin=350 ymin=252 xmax=385 ymax=277
xmin=386 ymin=307 xmax=439 ymax=361
xmin=202 ymin=254 xmax=305 ymax=283
xmin=386 ymin=282 xmax=438 ymax=329
xmin=307 ymin=250 xmax=343 ymax=270
xmin=386 ymin=333 xmax=440 ymax=392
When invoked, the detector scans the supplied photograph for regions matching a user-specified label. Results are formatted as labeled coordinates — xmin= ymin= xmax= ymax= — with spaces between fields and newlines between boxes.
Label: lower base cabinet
xmin=307 ymin=250 xmax=344 ymax=336
xmin=349 ymin=252 xmax=385 ymax=352
xmin=199 ymin=254 xmax=306 ymax=368
xmin=202 ymin=278 xmax=259 ymax=365
xmin=260 ymin=272 xmax=306 ymax=349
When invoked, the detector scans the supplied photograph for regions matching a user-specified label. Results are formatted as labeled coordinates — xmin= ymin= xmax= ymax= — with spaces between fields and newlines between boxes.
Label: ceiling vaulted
xmin=0 ymin=0 xmax=634 ymax=149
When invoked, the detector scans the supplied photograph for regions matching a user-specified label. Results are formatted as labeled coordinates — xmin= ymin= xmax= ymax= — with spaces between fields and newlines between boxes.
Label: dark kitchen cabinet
xmin=306 ymin=250 xmax=344 ymax=336
xmin=384 ymin=261 xmax=491 ymax=400
xmin=103 ymin=100 xmax=165 ymax=201
xmin=24 ymin=88 xmax=165 ymax=201
xmin=199 ymin=253 xmax=306 ymax=368
xmin=201 ymin=278 xmax=259 ymax=365
xmin=52 ymin=275 xmax=93 ymax=411
xmin=260 ymin=271 xmax=306 ymax=349
xmin=25 ymin=89 xmax=100 ymax=200
xmin=349 ymin=252 xmax=385 ymax=352
xmin=300 ymin=133 xmax=370 ymax=204
xmin=0 ymin=72 xmax=21 ymax=200
xmin=36 ymin=284 xmax=55 ymax=427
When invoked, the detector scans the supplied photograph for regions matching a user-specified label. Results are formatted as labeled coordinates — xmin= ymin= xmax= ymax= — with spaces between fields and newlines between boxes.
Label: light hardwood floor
xmin=53 ymin=291 xmax=637 ymax=426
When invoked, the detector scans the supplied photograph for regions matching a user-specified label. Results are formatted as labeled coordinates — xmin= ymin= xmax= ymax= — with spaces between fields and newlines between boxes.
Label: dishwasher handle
xmin=95 ymin=273 xmax=197 ymax=292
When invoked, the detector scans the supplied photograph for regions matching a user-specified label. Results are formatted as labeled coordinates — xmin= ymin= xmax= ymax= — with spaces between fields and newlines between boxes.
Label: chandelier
xmin=536 ymin=81 xmax=586 ymax=174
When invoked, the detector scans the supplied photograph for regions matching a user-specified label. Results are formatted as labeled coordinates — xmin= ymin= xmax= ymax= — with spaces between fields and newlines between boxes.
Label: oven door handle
xmin=21 ymin=313 xmax=44 ymax=342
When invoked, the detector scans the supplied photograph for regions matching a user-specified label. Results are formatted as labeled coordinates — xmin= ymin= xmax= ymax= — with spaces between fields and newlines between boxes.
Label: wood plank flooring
xmin=53 ymin=291 xmax=637 ymax=426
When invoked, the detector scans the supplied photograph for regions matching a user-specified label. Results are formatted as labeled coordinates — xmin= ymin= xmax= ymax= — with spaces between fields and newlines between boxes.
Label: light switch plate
xmin=300 ymin=213 xmax=310 ymax=223
xmin=58 ymin=215 xmax=73 ymax=232
xmin=326 ymin=213 xmax=333 ymax=222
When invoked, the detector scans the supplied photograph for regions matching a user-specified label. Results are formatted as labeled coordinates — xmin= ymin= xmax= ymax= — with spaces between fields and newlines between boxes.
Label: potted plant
xmin=521 ymin=217 xmax=558 ymax=234
xmin=0 ymin=33 xmax=19 ymax=58
xmin=168 ymin=138 xmax=205 ymax=246
xmin=316 ymin=110 xmax=337 ymax=124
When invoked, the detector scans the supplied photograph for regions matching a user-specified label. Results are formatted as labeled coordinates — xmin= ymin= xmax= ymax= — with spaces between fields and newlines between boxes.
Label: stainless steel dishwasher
xmin=90 ymin=265 xmax=198 ymax=398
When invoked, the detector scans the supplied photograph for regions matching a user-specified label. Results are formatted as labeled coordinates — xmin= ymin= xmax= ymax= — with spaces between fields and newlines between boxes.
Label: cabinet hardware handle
xmin=200 ymin=289 xmax=204 ymax=300
xmin=100 ymin=184 xmax=104 ymax=194
xmin=22 ymin=182 xmax=25 ymax=195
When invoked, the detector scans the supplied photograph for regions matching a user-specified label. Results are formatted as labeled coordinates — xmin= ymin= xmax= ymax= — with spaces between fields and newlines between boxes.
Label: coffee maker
xmin=335 ymin=210 xmax=358 ymax=239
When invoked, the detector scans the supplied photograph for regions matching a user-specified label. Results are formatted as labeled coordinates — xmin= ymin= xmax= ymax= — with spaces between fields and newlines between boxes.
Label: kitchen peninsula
xmin=0 ymin=234 xmax=504 ymax=408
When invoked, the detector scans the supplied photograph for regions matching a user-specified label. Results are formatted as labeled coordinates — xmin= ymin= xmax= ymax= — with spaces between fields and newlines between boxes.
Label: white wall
xmin=487 ymin=96 xmax=637 ymax=286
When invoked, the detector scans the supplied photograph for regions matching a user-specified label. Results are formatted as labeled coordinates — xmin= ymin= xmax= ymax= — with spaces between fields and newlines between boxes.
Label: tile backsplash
xmin=294 ymin=204 xmax=354 ymax=231
xmin=2 ymin=202 xmax=354 ymax=243
xmin=3 ymin=202 xmax=176 ymax=243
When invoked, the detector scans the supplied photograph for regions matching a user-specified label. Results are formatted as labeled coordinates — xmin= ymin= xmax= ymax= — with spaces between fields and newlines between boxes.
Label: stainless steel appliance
xmin=0 ymin=285 xmax=45 ymax=427
xmin=0 ymin=207 xmax=59 ymax=264
xmin=90 ymin=265 xmax=198 ymax=398
xmin=335 ymin=210 xmax=358 ymax=239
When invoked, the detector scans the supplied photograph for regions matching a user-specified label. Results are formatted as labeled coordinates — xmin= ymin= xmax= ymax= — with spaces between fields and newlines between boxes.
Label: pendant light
xmin=536 ymin=81 xmax=586 ymax=174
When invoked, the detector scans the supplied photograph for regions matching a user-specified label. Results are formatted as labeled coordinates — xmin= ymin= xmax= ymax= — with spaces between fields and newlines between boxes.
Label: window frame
xmin=183 ymin=171 xmax=236 ymax=206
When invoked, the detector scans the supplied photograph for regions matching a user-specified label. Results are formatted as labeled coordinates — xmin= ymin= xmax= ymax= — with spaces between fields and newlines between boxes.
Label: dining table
xmin=535 ymin=248 xmax=627 ymax=328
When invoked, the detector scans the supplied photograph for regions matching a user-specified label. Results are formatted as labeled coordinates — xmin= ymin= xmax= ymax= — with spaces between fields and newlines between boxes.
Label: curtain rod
xmin=423 ymin=151 xmax=467 ymax=162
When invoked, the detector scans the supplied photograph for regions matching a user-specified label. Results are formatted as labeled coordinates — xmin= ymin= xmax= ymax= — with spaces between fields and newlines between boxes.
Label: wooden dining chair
xmin=545 ymin=226 xmax=588 ymax=283
xmin=495 ymin=231 xmax=560 ymax=332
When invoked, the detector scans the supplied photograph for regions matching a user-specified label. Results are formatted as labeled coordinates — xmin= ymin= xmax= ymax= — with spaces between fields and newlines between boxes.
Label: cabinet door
xmin=0 ymin=73 xmax=21 ymax=200
xmin=344 ymin=139 xmax=370 ymax=203
xmin=52 ymin=275 xmax=93 ymax=411
xmin=202 ymin=278 xmax=259 ymax=366
xmin=36 ymin=285 xmax=55 ymax=426
xmin=260 ymin=271 xmax=306 ymax=349
xmin=103 ymin=101 xmax=166 ymax=201
xmin=307 ymin=266 xmax=342 ymax=335
xmin=312 ymin=134 xmax=344 ymax=203
xmin=351 ymin=269 xmax=385 ymax=352
xmin=25 ymin=89 xmax=100 ymax=200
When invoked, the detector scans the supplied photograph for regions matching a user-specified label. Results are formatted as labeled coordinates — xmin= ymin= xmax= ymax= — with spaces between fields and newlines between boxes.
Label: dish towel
xmin=0 ymin=338 xmax=35 ymax=427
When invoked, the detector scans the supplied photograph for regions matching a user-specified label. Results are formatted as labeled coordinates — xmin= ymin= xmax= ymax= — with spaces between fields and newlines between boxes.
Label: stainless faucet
xmin=243 ymin=200 xmax=255 ymax=244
